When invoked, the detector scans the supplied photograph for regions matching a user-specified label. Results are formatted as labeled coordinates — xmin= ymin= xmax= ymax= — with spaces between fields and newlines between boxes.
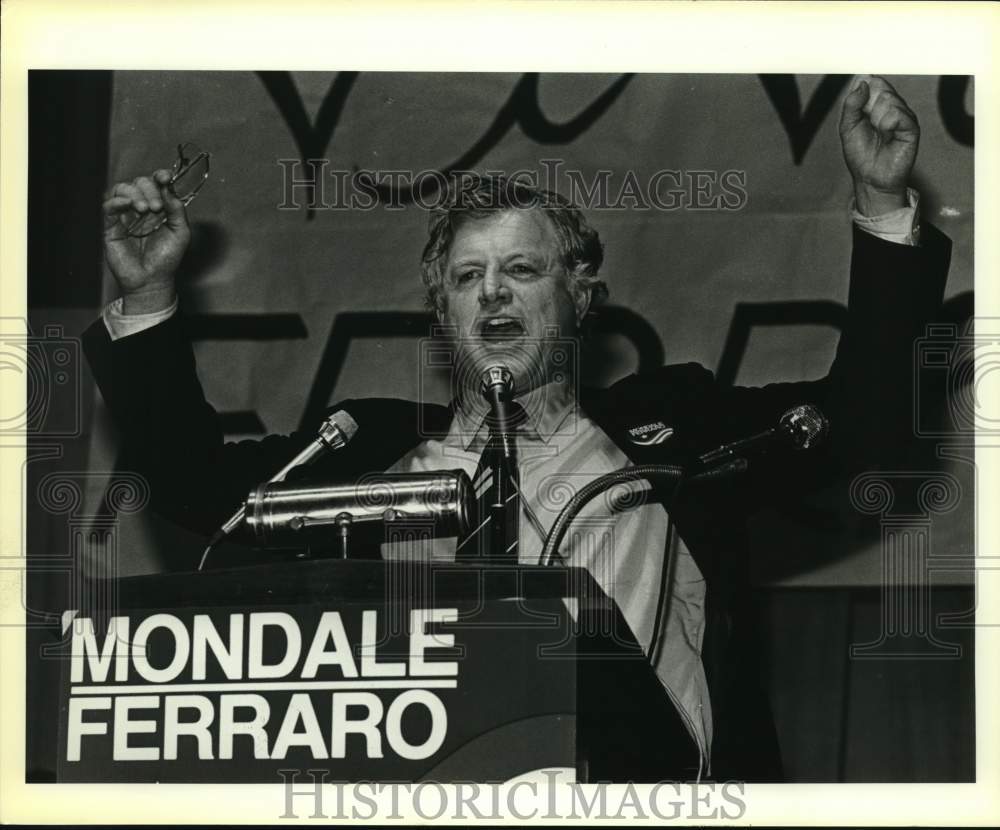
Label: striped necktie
xmin=456 ymin=403 xmax=526 ymax=561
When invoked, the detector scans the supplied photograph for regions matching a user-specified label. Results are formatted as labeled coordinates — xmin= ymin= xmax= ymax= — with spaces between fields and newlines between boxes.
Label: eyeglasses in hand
xmin=125 ymin=141 xmax=211 ymax=238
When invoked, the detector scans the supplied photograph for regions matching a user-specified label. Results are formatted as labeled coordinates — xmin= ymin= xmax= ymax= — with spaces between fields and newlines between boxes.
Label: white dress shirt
xmin=380 ymin=382 xmax=715 ymax=764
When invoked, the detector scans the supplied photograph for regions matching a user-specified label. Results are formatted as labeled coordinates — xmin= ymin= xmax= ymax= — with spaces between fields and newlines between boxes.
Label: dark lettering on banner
xmin=714 ymin=300 xmax=848 ymax=386
xmin=938 ymin=75 xmax=974 ymax=147
xmin=358 ymin=73 xmax=635 ymax=206
xmin=761 ymin=74 xmax=974 ymax=162
xmin=583 ymin=305 xmax=665 ymax=378
xmin=758 ymin=74 xmax=853 ymax=165
xmin=184 ymin=311 xmax=309 ymax=432
xmin=183 ymin=313 xmax=308 ymax=341
xmin=257 ymin=71 xmax=360 ymax=220
xmin=258 ymin=72 xmax=971 ymax=204
xmin=259 ymin=71 xmax=634 ymax=211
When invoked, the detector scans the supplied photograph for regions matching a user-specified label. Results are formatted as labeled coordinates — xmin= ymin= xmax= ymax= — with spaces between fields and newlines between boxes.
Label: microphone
xmin=480 ymin=366 xmax=525 ymax=559
xmin=213 ymin=409 xmax=359 ymax=539
xmin=244 ymin=470 xmax=474 ymax=550
xmin=697 ymin=404 xmax=829 ymax=467
xmin=480 ymin=366 xmax=517 ymax=461
xmin=480 ymin=365 xmax=514 ymax=401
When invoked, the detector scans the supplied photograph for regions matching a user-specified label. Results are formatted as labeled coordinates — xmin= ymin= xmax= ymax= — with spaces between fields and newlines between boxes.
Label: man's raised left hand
xmin=839 ymin=75 xmax=920 ymax=217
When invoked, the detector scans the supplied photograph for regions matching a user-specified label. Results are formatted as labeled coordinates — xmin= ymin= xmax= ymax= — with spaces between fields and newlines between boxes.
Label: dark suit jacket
xmin=83 ymin=223 xmax=952 ymax=780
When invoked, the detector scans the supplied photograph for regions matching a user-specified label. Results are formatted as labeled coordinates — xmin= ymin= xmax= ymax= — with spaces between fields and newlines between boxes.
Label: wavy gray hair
xmin=420 ymin=174 xmax=608 ymax=317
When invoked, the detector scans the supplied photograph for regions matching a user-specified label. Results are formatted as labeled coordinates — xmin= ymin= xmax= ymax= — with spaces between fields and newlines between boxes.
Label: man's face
xmin=438 ymin=208 xmax=590 ymax=399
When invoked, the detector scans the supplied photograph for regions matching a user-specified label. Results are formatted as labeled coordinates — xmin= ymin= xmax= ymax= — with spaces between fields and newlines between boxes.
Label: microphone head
xmin=480 ymin=365 xmax=514 ymax=399
xmin=320 ymin=409 xmax=359 ymax=447
xmin=779 ymin=404 xmax=829 ymax=450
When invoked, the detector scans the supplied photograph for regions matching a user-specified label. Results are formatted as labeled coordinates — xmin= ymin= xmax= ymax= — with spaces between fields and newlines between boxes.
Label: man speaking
xmin=84 ymin=75 xmax=952 ymax=781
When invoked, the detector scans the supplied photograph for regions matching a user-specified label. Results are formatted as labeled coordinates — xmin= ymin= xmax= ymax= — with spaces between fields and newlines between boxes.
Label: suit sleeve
xmin=709 ymin=223 xmax=952 ymax=498
xmin=83 ymin=314 xmax=321 ymax=535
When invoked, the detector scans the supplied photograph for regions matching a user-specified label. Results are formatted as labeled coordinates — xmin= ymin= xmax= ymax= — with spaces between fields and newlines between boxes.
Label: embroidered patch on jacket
xmin=627 ymin=421 xmax=674 ymax=446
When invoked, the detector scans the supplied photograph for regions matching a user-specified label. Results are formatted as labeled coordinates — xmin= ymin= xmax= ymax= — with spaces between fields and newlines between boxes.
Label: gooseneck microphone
xmin=697 ymin=404 xmax=829 ymax=467
xmin=539 ymin=404 xmax=829 ymax=567
xmin=271 ymin=409 xmax=359 ymax=479
xmin=198 ymin=409 xmax=359 ymax=569
xmin=217 ymin=409 xmax=359 ymax=537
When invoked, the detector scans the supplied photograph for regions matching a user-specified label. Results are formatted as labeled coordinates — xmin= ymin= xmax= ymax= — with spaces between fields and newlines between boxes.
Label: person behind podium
xmin=84 ymin=75 xmax=951 ymax=781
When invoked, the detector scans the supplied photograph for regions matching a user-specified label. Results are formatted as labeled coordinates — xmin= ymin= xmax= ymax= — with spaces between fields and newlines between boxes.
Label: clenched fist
xmin=102 ymin=169 xmax=191 ymax=315
xmin=839 ymin=75 xmax=919 ymax=217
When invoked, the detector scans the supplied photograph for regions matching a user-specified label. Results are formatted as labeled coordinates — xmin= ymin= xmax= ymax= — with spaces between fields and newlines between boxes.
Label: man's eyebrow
xmin=502 ymin=250 xmax=551 ymax=265
xmin=447 ymin=256 xmax=484 ymax=270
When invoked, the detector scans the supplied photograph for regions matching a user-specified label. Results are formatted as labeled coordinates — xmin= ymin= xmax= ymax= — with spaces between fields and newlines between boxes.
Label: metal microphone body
xmin=244 ymin=470 xmax=474 ymax=548
xmin=698 ymin=404 xmax=829 ymax=467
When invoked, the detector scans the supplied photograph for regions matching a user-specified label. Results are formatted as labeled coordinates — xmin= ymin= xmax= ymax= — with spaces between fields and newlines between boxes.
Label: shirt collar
xmin=447 ymin=378 xmax=577 ymax=452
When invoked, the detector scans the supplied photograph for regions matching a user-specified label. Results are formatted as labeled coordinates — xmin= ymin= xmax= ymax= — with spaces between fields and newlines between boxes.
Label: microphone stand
xmin=537 ymin=459 xmax=746 ymax=567
xmin=481 ymin=367 xmax=519 ymax=559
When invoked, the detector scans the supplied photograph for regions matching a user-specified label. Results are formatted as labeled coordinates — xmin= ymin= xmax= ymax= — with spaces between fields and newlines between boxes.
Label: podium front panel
xmin=56 ymin=578 xmax=578 ymax=783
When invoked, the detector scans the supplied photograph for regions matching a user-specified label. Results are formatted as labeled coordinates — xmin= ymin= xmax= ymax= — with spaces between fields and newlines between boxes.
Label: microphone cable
xmin=647 ymin=473 xmax=688 ymax=668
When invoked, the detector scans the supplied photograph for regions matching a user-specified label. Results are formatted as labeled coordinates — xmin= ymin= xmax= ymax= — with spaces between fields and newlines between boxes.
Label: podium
xmin=55 ymin=559 xmax=701 ymax=783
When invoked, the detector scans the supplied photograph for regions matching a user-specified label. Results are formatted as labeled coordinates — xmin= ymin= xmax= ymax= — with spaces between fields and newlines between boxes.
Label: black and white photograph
xmin=2 ymin=1 xmax=996 ymax=825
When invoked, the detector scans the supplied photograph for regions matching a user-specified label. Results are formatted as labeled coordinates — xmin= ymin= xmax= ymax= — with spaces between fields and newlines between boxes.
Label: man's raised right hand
xmin=102 ymin=169 xmax=191 ymax=315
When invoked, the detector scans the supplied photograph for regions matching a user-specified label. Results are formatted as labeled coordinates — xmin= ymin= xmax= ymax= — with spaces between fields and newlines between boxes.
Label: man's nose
xmin=479 ymin=266 xmax=511 ymax=305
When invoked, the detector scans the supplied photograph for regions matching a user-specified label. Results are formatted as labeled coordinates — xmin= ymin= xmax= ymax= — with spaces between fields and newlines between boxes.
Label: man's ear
xmin=571 ymin=276 xmax=593 ymax=326
xmin=433 ymin=294 xmax=448 ymax=324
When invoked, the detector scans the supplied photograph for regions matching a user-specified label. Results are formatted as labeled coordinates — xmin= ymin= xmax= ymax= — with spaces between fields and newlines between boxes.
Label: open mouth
xmin=478 ymin=317 xmax=526 ymax=340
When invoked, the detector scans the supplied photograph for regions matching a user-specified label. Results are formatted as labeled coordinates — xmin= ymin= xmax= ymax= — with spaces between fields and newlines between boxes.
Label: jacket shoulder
xmin=582 ymin=362 xmax=717 ymax=430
